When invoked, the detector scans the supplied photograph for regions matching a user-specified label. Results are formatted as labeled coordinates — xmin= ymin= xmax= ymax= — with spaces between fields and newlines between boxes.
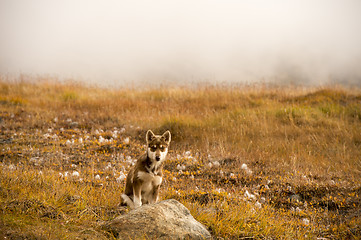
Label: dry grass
xmin=1 ymin=78 xmax=361 ymax=239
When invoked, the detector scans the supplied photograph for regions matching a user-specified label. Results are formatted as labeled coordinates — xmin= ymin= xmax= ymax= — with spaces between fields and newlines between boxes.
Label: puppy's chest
xmin=137 ymin=171 xmax=162 ymax=190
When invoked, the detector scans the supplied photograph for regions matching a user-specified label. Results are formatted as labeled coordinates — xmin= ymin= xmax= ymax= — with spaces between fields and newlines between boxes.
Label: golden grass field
xmin=1 ymin=78 xmax=361 ymax=239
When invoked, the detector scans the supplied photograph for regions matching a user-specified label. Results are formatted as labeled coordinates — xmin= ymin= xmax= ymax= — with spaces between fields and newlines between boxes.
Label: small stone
xmin=302 ymin=218 xmax=310 ymax=225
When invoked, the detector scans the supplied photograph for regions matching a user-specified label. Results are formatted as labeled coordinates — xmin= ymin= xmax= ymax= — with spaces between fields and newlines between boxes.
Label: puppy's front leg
xmin=133 ymin=184 xmax=142 ymax=208
xmin=149 ymin=184 xmax=160 ymax=204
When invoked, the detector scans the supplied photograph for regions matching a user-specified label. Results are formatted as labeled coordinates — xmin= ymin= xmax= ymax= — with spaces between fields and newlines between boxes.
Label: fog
xmin=1 ymin=0 xmax=361 ymax=87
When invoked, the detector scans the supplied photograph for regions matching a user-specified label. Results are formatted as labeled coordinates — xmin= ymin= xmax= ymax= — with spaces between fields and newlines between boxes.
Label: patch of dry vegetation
xmin=1 ymin=78 xmax=361 ymax=239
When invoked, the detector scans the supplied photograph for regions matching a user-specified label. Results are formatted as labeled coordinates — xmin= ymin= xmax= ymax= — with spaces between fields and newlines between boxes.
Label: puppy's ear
xmin=162 ymin=130 xmax=171 ymax=144
xmin=146 ymin=130 xmax=155 ymax=144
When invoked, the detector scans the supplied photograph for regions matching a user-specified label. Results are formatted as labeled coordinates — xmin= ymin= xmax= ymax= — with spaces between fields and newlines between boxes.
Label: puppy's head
xmin=146 ymin=130 xmax=171 ymax=162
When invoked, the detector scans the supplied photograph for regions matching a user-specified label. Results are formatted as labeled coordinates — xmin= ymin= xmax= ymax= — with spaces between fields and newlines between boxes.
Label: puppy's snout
xmin=155 ymin=156 xmax=161 ymax=161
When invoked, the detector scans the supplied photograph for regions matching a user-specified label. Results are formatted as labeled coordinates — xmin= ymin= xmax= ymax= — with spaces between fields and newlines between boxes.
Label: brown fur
xmin=121 ymin=130 xmax=171 ymax=208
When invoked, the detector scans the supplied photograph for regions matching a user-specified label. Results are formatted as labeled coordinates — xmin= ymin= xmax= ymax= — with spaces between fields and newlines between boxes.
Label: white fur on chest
xmin=137 ymin=171 xmax=162 ymax=187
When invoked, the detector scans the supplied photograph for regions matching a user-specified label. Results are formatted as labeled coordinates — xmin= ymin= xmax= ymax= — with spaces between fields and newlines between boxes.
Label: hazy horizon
xmin=1 ymin=0 xmax=361 ymax=87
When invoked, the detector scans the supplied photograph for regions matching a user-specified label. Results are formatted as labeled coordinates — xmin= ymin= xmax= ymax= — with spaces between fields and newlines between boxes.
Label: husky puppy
xmin=121 ymin=130 xmax=171 ymax=209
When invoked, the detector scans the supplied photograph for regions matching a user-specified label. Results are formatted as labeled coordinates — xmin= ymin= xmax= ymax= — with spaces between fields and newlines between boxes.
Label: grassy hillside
xmin=1 ymin=79 xmax=360 ymax=239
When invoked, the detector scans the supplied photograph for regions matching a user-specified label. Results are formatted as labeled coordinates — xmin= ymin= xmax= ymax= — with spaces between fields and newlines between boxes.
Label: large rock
xmin=103 ymin=199 xmax=212 ymax=240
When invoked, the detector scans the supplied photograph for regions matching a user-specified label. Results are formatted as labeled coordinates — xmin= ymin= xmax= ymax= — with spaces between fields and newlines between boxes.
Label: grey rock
xmin=69 ymin=121 xmax=79 ymax=128
xmin=103 ymin=199 xmax=212 ymax=240
xmin=289 ymin=194 xmax=302 ymax=202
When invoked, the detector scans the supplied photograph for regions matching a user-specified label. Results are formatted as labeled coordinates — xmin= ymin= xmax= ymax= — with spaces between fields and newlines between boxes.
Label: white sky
xmin=1 ymin=0 xmax=361 ymax=86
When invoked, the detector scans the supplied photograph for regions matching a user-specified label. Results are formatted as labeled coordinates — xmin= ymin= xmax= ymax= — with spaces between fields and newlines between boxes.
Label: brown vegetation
xmin=1 ymin=78 xmax=360 ymax=239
